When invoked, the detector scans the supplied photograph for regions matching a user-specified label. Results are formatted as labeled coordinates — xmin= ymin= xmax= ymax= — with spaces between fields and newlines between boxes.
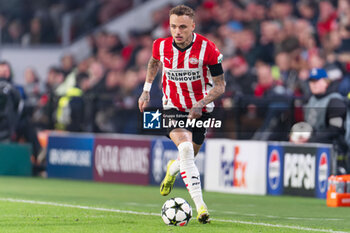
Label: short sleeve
xmin=152 ymin=39 xmax=161 ymax=61
xmin=205 ymin=41 xmax=223 ymax=66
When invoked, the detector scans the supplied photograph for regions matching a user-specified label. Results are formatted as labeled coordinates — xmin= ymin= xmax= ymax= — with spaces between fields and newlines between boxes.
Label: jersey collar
xmin=172 ymin=33 xmax=196 ymax=52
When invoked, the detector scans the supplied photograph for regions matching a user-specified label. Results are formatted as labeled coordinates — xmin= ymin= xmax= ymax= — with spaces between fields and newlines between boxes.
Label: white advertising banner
xmin=205 ymin=139 xmax=267 ymax=195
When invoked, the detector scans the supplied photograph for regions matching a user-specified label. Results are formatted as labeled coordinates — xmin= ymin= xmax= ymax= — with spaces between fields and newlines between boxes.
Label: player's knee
xmin=178 ymin=142 xmax=194 ymax=160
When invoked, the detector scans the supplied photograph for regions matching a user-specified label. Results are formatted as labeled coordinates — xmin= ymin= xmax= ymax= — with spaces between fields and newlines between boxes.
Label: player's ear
xmin=192 ymin=22 xmax=195 ymax=32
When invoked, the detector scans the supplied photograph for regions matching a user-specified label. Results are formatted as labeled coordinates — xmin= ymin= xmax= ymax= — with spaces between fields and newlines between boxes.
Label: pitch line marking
xmin=215 ymin=210 xmax=342 ymax=221
xmin=0 ymin=198 xmax=160 ymax=217
xmin=0 ymin=198 xmax=348 ymax=233
xmin=214 ymin=219 xmax=349 ymax=233
xmin=124 ymin=202 xmax=159 ymax=207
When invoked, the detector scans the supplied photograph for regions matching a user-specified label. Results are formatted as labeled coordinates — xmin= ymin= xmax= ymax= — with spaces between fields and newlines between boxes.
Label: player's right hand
xmin=138 ymin=91 xmax=150 ymax=112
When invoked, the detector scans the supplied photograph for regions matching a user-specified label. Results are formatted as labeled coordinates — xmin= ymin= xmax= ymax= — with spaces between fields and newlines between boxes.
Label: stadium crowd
xmin=0 ymin=0 xmax=136 ymax=45
xmin=1 ymin=0 xmax=350 ymax=172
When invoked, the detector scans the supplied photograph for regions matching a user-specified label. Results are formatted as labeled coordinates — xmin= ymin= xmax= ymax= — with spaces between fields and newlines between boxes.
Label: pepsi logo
xmin=318 ymin=152 xmax=328 ymax=193
xmin=268 ymin=149 xmax=281 ymax=190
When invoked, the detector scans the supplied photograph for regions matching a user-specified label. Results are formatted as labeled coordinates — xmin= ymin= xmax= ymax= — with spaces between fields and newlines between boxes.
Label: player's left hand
xmin=188 ymin=101 xmax=204 ymax=119
xmin=138 ymin=91 xmax=150 ymax=112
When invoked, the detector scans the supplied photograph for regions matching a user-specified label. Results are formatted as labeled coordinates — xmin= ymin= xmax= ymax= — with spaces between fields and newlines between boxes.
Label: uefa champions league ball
xmin=161 ymin=197 xmax=192 ymax=226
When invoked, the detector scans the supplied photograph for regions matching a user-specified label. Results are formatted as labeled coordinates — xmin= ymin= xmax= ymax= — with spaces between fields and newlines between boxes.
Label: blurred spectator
xmin=87 ymin=60 xmax=106 ymax=94
xmin=0 ymin=62 xmax=22 ymax=142
xmin=0 ymin=12 xmax=9 ymax=42
xmin=135 ymin=47 xmax=152 ymax=68
xmin=0 ymin=61 xmax=42 ymax=170
xmin=60 ymin=54 xmax=76 ymax=77
xmin=235 ymin=29 xmax=260 ymax=67
xmin=151 ymin=4 xmax=172 ymax=39
xmin=254 ymin=61 xmax=284 ymax=98
xmin=258 ymin=20 xmax=281 ymax=64
xmin=81 ymin=60 xmax=107 ymax=132
xmin=0 ymin=0 xmax=134 ymax=46
xmin=270 ymin=0 xmax=294 ymax=21
xmin=3 ymin=20 xmax=23 ymax=44
xmin=298 ymin=68 xmax=348 ymax=172
xmin=297 ymin=0 xmax=318 ymax=27
xmin=194 ymin=1 xmax=219 ymax=34
xmin=303 ymin=68 xmax=346 ymax=143
xmin=225 ymin=55 xmax=256 ymax=96
xmin=317 ymin=0 xmax=337 ymax=40
xmin=22 ymin=17 xmax=57 ymax=46
xmin=98 ymin=0 xmax=133 ymax=24
xmin=124 ymin=31 xmax=153 ymax=69
xmin=23 ymin=67 xmax=42 ymax=111
xmin=274 ymin=52 xmax=308 ymax=97
xmin=307 ymin=52 xmax=346 ymax=96
xmin=73 ymin=0 xmax=101 ymax=37
xmin=112 ymin=68 xmax=141 ymax=133
xmin=31 ymin=66 xmax=65 ymax=130
xmin=252 ymin=61 xmax=292 ymax=141
xmin=105 ymin=70 xmax=123 ymax=93
xmin=45 ymin=67 xmax=65 ymax=94
xmin=105 ymin=33 xmax=124 ymax=54
xmin=55 ymin=72 xmax=87 ymax=131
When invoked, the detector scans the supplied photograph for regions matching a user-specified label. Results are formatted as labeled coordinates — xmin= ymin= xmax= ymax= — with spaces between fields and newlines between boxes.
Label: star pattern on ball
xmin=161 ymin=197 xmax=192 ymax=226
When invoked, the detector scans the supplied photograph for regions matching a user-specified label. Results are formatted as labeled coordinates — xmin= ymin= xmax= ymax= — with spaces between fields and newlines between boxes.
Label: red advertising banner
xmin=93 ymin=136 xmax=151 ymax=185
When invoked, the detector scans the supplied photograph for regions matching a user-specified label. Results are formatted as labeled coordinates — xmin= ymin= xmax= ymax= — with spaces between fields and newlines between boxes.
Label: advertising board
xmin=267 ymin=142 xmax=332 ymax=198
xmin=47 ymin=133 xmax=94 ymax=180
xmin=93 ymin=136 xmax=151 ymax=185
xmin=0 ymin=143 xmax=32 ymax=176
xmin=205 ymin=139 xmax=267 ymax=195
xmin=149 ymin=138 xmax=205 ymax=188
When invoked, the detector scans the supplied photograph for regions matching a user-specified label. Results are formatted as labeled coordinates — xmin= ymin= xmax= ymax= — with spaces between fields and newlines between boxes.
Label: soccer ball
xmin=161 ymin=197 xmax=192 ymax=226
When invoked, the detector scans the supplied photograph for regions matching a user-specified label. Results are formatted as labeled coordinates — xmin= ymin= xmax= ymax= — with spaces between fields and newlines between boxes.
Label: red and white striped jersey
xmin=152 ymin=33 xmax=223 ymax=112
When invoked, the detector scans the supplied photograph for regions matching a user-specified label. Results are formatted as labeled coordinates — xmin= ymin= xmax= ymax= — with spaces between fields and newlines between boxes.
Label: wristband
xmin=143 ymin=82 xmax=152 ymax=92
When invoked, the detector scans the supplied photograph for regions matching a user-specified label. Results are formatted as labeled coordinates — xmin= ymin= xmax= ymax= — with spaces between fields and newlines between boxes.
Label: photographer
xmin=0 ymin=61 xmax=43 ymax=175
xmin=291 ymin=68 xmax=348 ymax=173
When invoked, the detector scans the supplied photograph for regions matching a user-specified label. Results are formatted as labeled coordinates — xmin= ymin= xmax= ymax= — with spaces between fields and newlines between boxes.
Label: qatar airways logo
xmin=94 ymin=145 xmax=149 ymax=177
xmin=166 ymin=69 xmax=201 ymax=82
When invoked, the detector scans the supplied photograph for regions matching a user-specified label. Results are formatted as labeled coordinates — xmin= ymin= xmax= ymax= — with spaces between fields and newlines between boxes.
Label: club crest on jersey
xmin=189 ymin=57 xmax=199 ymax=65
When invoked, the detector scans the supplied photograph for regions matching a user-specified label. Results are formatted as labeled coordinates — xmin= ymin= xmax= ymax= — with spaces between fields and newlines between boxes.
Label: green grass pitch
xmin=0 ymin=176 xmax=349 ymax=233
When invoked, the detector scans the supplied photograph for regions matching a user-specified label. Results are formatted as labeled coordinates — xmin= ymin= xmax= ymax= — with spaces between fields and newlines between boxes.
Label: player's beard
xmin=175 ymin=34 xmax=193 ymax=48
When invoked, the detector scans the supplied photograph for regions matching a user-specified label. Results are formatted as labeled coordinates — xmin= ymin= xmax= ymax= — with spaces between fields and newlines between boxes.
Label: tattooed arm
xmin=188 ymin=74 xmax=226 ymax=119
xmin=138 ymin=57 xmax=161 ymax=112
